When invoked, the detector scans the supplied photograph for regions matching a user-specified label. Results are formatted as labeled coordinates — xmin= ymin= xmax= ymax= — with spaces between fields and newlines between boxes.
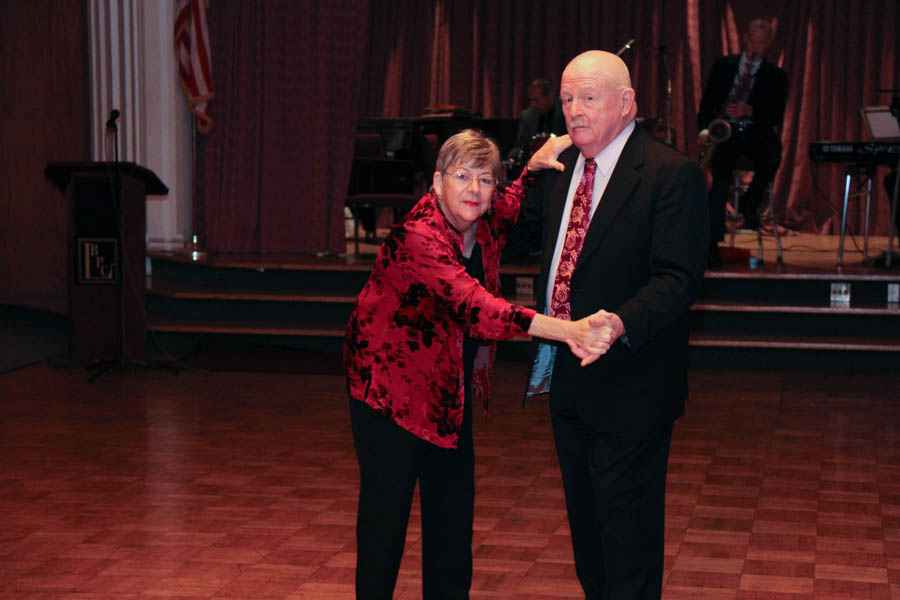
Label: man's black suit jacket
xmin=697 ymin=55 xmax=788 ymax=132
xmin=514 ymin=126 xmax=709 ymax=432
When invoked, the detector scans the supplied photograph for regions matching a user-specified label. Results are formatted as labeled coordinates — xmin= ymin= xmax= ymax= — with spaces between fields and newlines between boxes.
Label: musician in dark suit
xmin=512 ymin=50 xmax=708 ymax=599
xmin=507 ymin=78 xmax=567 ymax=162
xmin=698 ymin=19 xmax=788 ymax=267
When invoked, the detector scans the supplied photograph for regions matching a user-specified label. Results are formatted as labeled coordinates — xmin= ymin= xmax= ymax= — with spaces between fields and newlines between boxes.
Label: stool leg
xmin=729 ymin=172 xmax=740 ymax=247
xmin=767 ymin=183 xmax=783 ymax=264
xmin=863 ymin=177 xmax=872 ymax=261
xmin=756 ymin=228 xmax=764 ymax=264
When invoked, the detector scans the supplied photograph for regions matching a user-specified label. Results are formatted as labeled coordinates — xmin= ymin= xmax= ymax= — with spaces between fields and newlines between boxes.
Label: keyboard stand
xmin=837 ymin=165 xmax=874 ymax=268
xmin=887 ymin=153 xmax=900 ymax=268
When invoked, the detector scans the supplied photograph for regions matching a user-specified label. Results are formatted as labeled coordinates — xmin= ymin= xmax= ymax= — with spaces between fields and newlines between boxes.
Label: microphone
xmin=616 ymin=38 xmax=635 ymax=57
xmin=105 ymin=109 xmax=120 ymax=130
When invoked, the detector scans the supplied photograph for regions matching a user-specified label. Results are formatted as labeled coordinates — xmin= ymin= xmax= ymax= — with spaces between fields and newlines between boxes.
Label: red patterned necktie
xmin=550 ymin=158 xmax=597 ymax=320
xmin=736 ymin=61 xmax=752 ymax=103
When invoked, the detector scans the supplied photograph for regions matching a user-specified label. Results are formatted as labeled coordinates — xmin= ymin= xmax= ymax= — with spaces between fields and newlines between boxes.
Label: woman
xmin=344 ymin=129 xmax=609 ymax=599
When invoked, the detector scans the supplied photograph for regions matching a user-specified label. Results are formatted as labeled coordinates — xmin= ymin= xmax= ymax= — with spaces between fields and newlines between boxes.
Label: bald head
xmin=563 ymin=50 xmax=633 ymax=90
xmin=559 ymin=50 xmax=637 ymax=157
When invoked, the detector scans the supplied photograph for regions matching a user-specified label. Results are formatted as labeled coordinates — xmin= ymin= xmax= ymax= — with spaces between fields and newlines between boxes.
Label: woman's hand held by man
xmin=565 ymin=310 xmax=626 ymax=367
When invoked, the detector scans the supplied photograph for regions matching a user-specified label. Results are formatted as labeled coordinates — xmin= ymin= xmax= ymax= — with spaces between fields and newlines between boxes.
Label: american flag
xmin=174 ymin=0 xmax=213 ymax=133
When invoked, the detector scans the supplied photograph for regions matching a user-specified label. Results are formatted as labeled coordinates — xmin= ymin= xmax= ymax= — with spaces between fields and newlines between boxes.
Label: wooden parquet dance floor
xmin=1 ymin=360 xmax=899 ymax=599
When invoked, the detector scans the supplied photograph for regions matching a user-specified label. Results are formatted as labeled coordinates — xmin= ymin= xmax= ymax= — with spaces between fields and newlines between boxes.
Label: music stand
xmin=861 ymin=104 xmax=900 ymax=268
xmin=861 ymin=106 xmax=900 ymax=142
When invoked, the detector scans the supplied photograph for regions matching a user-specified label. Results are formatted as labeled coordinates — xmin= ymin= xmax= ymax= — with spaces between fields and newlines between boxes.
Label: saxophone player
xmin=698 ymin=19 xmax=788 ymax=268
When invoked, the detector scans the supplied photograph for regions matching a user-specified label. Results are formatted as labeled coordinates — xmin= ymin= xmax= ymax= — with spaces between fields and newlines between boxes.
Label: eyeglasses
xmin=446 ymin=171 xmax=496 ymax=189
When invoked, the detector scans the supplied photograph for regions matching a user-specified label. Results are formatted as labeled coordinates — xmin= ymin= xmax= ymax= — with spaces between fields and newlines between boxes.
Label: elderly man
xmin=513 ymin=50 xmax=708 ymax=599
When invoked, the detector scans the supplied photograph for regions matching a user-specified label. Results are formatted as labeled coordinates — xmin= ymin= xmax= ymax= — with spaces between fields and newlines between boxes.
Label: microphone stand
xmin=658 ymin=45 xmax=673 ymax=146
xmin=616 ymin=38 xmax=635 ymax=57
xmin=72 ymin=110 xmax=179 ymax=382
xmin=88 ymin=109 xmax=124 ymax=383
xmin=88 ymin=110 xmax=179 ymax=381
xmin=111 ymin=116 xmax=119 ymax=164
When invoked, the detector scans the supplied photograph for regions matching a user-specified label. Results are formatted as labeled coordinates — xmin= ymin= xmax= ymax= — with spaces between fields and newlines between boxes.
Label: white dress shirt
xmin=526 ymin=120 xmax=637 ymax=397
xmin=545 ymin=120 xmax=636 ymax=307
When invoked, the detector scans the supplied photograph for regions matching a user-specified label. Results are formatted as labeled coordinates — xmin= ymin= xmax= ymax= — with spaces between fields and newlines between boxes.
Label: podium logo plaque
xmin=77 ymin=237 xmax=118 ymax=284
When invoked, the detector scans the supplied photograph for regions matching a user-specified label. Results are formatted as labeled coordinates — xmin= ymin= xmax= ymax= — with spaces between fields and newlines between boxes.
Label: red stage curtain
xmin=197 ymin=1 xmax=898 ymax=251
xmin=199 ymin=0 xmax=369 ymax=254
xmin=360 ymin=0 xmax=900 ymax=236
xmin=360 ymin=0 xmax=436 ymax=118
xmin=774 ymin=1 xmax=899 ymax=235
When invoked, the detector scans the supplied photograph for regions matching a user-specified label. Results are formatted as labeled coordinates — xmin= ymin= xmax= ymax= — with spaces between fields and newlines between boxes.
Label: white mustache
xmin=568 ymin=117 xmax=588 ymax=128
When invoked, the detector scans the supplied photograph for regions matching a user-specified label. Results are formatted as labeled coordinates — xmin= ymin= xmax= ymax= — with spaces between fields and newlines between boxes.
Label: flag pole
xmin=175 ymin=0 xmax=210 ymax=261
xmin=184 ymin=114 xmax=206 ymax=261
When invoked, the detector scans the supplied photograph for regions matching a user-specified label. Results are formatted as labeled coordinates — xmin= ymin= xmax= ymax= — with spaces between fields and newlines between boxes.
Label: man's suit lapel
xmin=540 ymin=146 xmax=580 ymax=281
xmin=576 ymin=127 xmax=645 ymax=270
xmin=749 ymin=59 xmax=774 ymax=100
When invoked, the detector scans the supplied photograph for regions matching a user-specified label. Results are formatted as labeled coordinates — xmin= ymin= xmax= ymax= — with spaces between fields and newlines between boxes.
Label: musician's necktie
xmin=550 ymin=158 xmax=597 ymax=320
xmin=737 ymin=61 xmax=753 ymax=103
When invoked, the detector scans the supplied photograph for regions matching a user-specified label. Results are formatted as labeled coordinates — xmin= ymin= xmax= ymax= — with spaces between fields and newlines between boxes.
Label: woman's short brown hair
xmin=435 ymin=129 xmax=504 ymax=184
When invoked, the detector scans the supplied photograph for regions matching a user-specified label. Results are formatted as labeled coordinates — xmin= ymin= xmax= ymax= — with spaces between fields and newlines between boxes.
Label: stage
xmin=348 ymin=226 xmax=900 ymax=275
xmin=710 ymin=230 xmax=900 ymax=275
xmin=141 ymin=229 xmax=900 ymax=375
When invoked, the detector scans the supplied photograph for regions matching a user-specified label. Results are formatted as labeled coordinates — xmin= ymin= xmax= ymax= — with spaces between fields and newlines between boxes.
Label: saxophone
xmin=698 ymin=60 xmax=751 ymax=169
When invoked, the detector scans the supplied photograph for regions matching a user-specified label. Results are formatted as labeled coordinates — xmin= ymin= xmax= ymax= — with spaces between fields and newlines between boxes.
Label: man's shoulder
xmin=704 ymin=55 xmax=739 ymax=83
xmin=519 ymin=106 xmax=540 ymax=121
xmin=714 ymin=54 xmax=741 ymax=68
xmin=523 ymin=145 xmax=577 ymax=193
xmin=760 ymin=59 xmax=787 ymax=79
xmin=554 ymin=145 xmax=581 ymax=180
xmin=560 ymin=144 xmax=580 ymax=161
xmin=642 ymin=132 xmax=695 ymax=165
xmin=625 ymin=128 xmax=699 ymax=176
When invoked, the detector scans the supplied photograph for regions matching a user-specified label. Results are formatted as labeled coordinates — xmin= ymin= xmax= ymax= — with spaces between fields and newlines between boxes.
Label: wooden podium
xmin=45 ymin=161 xmax=168 ymax=366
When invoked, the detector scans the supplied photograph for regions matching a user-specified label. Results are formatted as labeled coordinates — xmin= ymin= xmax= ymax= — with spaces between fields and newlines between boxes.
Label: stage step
xmin=146 ymin=251 xmax=900 ymax=369
xmin=150 ymin=278 xmax=537 ymax=308
xmin=690 ymin=331 xmax=900 ymax=351
xmin=149 ymin=313 xmax=900 ymax=351
xmin=694 ymin=298 xmax=900 ymax=315
xmin=150 ymin=314 xmax=346 ymax=337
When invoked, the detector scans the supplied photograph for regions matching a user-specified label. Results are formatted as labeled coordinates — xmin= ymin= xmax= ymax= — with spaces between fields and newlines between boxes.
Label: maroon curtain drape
xmin=0 ymin=0 xmax=90 ymax=313
xmin=366 ymin=0 xmax=699 ymax=131
xmin=360 ymin=0 xmax=436 ymax=117
xmin=199 ymin=0 xmax=369 ymax=254
xmin=359 ymin=0 xmax=900 ymax=236
xmin=774 ymin=1 xmax=899 ymax=235
xmin=197 ymin=1 xmax=898 ymax=251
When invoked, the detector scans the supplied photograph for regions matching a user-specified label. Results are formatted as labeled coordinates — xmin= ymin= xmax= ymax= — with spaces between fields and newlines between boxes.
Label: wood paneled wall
xmin=1 ymin=0 xmax=90 ymax=314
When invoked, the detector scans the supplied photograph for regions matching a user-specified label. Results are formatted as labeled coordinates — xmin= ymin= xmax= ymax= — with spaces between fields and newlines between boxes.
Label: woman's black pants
xmin=349 ymin=396 xmax=474 ymax=600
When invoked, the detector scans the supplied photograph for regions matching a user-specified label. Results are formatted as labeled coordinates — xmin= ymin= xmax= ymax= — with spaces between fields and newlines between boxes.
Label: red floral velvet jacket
xmin=344 ymin=170 xmax=537 ymax=449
